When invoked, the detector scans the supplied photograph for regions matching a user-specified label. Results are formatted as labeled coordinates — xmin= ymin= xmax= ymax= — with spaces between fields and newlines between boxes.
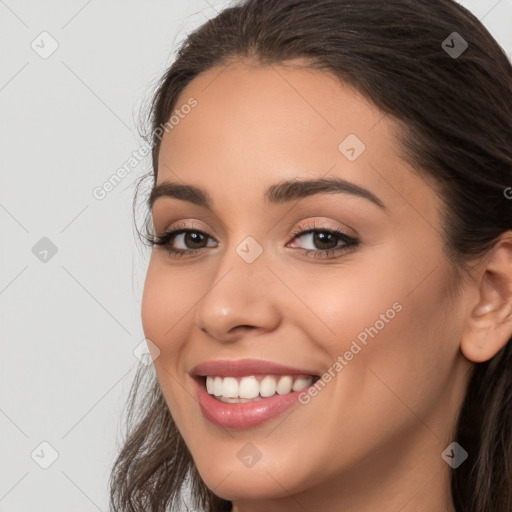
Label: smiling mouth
xmin=201 ymin=374 xmax=320 ymax=403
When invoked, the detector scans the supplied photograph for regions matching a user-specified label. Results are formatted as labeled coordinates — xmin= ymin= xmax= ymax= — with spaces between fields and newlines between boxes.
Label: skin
xmin=141 ymin=58 xmax=512 ymax=512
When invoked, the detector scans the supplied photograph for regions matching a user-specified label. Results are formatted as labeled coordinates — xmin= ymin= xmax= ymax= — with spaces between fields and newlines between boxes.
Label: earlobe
xmin=460 ymin=233 xmax=512 ymax=363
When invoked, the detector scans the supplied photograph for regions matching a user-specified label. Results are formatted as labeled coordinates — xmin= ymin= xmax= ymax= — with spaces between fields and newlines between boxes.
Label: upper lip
xmin=191 ymin=358 xmax=320 ymax=378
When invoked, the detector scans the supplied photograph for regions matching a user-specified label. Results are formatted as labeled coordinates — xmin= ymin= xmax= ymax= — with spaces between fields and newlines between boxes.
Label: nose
xmin=194 ymin=243 xmax=282 ymax=343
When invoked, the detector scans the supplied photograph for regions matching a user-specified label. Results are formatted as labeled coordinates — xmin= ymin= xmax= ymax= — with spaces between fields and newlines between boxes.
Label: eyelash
xmin=149 ymin=221 xmax=359 ymax=260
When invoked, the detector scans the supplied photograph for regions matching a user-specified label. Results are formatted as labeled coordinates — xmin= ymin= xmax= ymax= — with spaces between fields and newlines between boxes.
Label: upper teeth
xmin=206 ymin=375 xmax=313 ymax=399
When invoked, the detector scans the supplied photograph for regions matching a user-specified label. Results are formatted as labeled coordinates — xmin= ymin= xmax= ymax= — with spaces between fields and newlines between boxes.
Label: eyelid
xmin=157 ymin=219 xmax=353 ymax=242
xmin=289 ymin=218 xmax=358 ymax=239
xmin=155 ymin=219 xmax=216 ymax=238
xmin=151 ymin=206 xmax=228 ymax=238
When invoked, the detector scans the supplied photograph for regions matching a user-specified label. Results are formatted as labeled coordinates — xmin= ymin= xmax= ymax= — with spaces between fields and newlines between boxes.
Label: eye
xmin=149 ymin=220 xmax=359 ymax=260
xmin=288 ymin=221 xmax=359 ymax=259
xmin=149 ymin=222 xmax=217 ymax=257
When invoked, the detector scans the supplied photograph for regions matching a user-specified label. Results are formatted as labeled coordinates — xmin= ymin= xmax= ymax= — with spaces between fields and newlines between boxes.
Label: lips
xmin=190 ymin=358 xmax=320 ymax=428
xmin=191 ymin=358 xmax=320 ymax=378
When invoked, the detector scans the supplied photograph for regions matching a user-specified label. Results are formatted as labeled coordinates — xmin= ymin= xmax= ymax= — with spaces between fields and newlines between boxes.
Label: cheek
xmin=285 ymin=256 xmax=406 ymax=360
xmin=270 ymin=260 xmax=458 ymax=474
xmin=141 ymin=257 xmax=194 ymax=359
xmin=140 ymin=257 xmax=209 ymax=425
xmin=292 ymin=247 xmax=459 ymax=414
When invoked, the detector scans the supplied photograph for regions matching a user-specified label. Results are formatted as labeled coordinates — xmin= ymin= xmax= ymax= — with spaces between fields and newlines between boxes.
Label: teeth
xmin=239 ymin=376 xmax=259 ymax=399
xmin=213 ymin=376 xmax=223 ymax=396
xmin=205 ymin=374 xmax=314 ymax=400
xmin=276 ymin=375 xmax=292 ymax=395
xmin=221 ymin=376 xmax=238 ymax=398
xmin=292 ymin=376 xmax=312 ymax=392
xmin=260 ymin=376 xmax=276 ymax=397
xmin=206 ymin=376 xmax=214 ymax=394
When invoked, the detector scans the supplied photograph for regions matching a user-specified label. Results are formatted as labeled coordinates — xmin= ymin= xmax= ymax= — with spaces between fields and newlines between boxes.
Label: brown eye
xmin=288 ymin=224 xmax=359 ymax=259
xmin=180 ymin=231 xmax=209 ymax=249
xmin=291 ymin=229 xmax=355 ymax=251
xmin=310 ymin=231 xmax=339 ymax=250
xmin=151 ymin=227 xmax=218 ymax=257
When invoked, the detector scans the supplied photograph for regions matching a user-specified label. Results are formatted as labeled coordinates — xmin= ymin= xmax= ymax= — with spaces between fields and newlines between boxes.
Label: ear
xmin=461 ymin=232 xmax=512 ymax=363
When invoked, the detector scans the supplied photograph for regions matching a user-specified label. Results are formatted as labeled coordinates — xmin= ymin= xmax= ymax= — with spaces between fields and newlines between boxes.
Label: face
xmin=141 ymin=59 xmax=474 ymax=508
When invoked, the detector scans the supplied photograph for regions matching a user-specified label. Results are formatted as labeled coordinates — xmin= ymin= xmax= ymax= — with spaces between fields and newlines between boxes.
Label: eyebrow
xmin=148 ymin=177 xmax=386 ymax=210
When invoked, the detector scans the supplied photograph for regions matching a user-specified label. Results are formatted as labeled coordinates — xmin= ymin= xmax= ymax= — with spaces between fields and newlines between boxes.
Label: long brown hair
xmin=109 ymin=1 xmax=512 ymax=510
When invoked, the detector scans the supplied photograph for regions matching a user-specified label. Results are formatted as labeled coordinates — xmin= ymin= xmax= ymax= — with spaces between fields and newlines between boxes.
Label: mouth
xmin=201 ymin=374 xmax=319 ymax=403
xmin=191 ymin=359 xmax=321 ymax=428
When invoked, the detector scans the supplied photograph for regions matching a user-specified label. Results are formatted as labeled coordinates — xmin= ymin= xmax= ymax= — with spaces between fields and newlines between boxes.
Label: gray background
xmin=0 ymin=1 xmax=510 ymax=511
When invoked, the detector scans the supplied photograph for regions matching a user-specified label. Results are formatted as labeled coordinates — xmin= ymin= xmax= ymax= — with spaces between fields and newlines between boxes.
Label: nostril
xmin=228 ymin=325 xmax=256 ymax=334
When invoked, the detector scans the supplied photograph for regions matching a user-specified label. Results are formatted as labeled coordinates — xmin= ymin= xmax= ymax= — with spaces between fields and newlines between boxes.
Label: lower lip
xmin=194 ymin=377 xmax=306 ymax=429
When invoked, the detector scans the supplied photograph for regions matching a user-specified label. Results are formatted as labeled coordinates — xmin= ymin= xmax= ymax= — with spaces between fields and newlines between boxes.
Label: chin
xmin=189 ymin=444 xmax=314 ymax=503
xmin=197 ymin=466 xmax=299 ymax=502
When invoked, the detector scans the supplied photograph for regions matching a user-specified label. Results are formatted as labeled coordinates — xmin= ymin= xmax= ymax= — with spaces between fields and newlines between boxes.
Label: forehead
xmin=160 ymin=59 xmax=391 ymax=165
xmin=156 ymin=59 xmax=437 ymax=221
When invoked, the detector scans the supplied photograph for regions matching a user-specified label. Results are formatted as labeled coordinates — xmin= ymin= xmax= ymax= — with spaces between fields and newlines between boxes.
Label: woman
xmin=109 ymin=1 xmax=512 ymax=511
